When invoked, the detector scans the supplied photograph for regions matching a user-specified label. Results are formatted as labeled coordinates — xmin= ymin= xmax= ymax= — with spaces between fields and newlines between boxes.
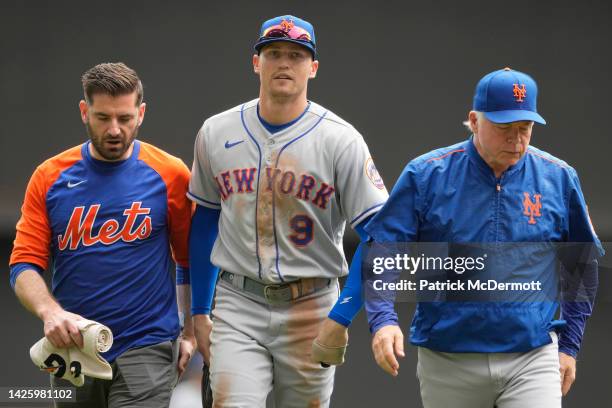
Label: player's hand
xmin=371 ymin=325 xmax=405 ymax=377
xmin=41 ymin=308 xmax=84 ymax=349
xmin=177 ymin=333 xmax=196 ymax=378
xmin=194 ymin=314 xmax=213 ymax=365
xmin=559 ymin=352 xmax=577 ymax=396
xmin=312 ymin=318 xmax=349 ymax=367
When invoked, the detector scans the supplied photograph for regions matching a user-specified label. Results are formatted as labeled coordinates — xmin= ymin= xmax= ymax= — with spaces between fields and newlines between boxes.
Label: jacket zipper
xmin=495 ymin=178 xmax=503 ymax=242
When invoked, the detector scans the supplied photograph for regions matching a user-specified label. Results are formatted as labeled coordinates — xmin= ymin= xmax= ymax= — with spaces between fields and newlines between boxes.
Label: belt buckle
xmin=264 ymin=284 xmax=292 ymax=304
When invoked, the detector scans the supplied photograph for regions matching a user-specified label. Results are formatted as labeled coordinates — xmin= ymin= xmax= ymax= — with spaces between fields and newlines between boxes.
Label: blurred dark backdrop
xmin=1 ymin=1 xmax=610 ymax=407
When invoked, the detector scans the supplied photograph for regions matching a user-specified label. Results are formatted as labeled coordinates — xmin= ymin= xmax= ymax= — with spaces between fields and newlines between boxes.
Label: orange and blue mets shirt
xmin=10 ymin=140 xmax=191 ymax=362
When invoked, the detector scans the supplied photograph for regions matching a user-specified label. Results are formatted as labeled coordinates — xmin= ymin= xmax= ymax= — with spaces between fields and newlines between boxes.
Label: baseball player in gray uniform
xmin=188 ymin=14 xmax=388 ymax=408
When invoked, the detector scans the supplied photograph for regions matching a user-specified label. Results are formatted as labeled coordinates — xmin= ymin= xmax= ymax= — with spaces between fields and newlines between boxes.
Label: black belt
xmin=220 ymin=271 xmax=331 ymax=304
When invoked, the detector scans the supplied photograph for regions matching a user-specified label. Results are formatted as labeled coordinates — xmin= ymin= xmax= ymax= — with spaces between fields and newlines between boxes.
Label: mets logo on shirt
xmin=365 ymin=157 xmax=385 ymax=190
xmin=57 ymin=202 xmax=153 ymax=250
xmin=522 ymin=192 xmax=542 ymax=224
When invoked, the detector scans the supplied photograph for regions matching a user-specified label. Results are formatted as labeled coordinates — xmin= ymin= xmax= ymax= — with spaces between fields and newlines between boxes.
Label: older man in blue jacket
xmin=364 ymin=67 xmax=603 ymax=408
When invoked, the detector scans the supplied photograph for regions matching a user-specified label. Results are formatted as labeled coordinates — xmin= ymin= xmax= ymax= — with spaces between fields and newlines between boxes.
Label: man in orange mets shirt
xmin=9 ymin=62 xmax=195 ymax=407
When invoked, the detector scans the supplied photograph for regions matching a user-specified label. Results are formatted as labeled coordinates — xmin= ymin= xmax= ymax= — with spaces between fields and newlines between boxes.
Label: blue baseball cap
xmin=254 ymin=15 xmax=316 ymax=58
xmin=473 ymin=67 xmax=546 ymax=125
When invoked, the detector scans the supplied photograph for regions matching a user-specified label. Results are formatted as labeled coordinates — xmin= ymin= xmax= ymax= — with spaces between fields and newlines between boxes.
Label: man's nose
xmin=508 ymin=127 xmax=520 ymax=141
xmin=278 ymin=53 xmax=291 ymax=67
xmin=107 ymin=119 xmax=121 ymax=136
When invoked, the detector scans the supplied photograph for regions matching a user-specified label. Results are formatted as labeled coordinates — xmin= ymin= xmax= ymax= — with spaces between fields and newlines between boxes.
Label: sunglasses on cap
xmin=259 ymin=22 xmax=313 ymax=43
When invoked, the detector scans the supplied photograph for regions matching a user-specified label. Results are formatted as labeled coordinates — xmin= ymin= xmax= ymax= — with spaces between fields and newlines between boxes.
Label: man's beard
xmin=86 ymin=122 xmax=138 ymax=161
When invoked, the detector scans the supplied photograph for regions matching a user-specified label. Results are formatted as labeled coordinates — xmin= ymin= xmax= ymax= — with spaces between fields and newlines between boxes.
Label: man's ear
xmin=79 ymin=100 xmax=88 ymax=124
xmin=468 ymin=111 xmax=479 ymax=134
xmin=137 ymin=102 xmax=146 ymax=127
xmin=253 ymin=54 xmax=261 ymax=74
xmin=309 ymin=60 xmax=319 ymax=79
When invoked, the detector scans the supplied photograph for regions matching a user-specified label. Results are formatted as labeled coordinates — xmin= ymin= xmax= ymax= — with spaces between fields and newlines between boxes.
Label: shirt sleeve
xmin=9 ymin=166 xmax=52 ymax=271
xmin=364 ymin=161 xmax=421 ymax=243
xmin=362 ymin=161 xmax=423 ymax=333
xmin=168 ymin=160 xmax=193 ymax=272
xmin=9 ymin=262 xmax=44 ymax=289
xmin=188 ymin=121 xmax=222 ymax=209
xmin=558 ymin=169 xmax=603 ymax=357
xmin=566 ymin=169 xmax=603 ymax=251
xmin=334 ymin=133 xmax=388 ymax=228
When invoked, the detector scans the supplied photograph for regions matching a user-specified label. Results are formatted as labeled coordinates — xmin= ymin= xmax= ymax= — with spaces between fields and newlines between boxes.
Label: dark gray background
xmin=1 ymin=1 xmax=610 ymax=407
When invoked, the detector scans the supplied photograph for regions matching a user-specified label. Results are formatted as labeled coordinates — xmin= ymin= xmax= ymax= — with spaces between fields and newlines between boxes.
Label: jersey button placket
xmin=265 ymin=139 xmax=274 ymax=164
xmin=257 ymin=139 xmax=277 ymax=276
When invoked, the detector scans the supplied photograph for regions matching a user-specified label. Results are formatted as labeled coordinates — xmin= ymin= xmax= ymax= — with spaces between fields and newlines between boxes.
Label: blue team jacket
xmin=364 ymin=137 xmax=602 ymax=353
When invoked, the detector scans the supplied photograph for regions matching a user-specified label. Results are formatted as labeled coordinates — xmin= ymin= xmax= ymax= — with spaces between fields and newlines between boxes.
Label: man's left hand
xmin=559 ymin=352 xmax=577 ymax=396
xmin=178 ymin=334 xmax=196 ymax=378
xmin=312 ymin=318 xmax=349 ymax=367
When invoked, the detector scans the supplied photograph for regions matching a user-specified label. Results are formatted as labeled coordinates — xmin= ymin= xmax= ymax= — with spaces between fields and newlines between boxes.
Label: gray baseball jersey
xmin=188 ymin=99 xmax=387 ymax=283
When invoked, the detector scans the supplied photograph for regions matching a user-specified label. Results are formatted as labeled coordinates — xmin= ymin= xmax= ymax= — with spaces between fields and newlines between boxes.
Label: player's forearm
xmin=189 ymin=205 xmax=221 ymax=315
xmin=364 ymin=262 xmax=400 ymax=335
xmin=328 ymin=219 xmax=372 ymax=326
xmin=177 ymin=283 xmax=195 ymax=337
xmin=14 ymin=269 xmax=62 ymax=321
xmin=329 ymin=241 xmax=365 ymax=327
xmin=559 ymin=302 xmax=590 ymax=358
xmin=558 ymin=259 xmax=598 ymax=357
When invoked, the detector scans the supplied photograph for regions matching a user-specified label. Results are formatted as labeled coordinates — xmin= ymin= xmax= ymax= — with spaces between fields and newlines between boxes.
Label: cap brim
xmin=254 ymin=38 xmax=316 ymax=57
xmin=484 ymin=110 xmax=546 ymax=125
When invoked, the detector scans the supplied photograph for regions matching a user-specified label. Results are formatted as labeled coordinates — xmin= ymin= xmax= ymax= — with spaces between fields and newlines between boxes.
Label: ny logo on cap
xmin=522 ymin=192 xmax=542 ymax=224
xmin=280 ymin=18 xmax=295 ymax=32
xmin=513 ymin=84 xmax=527 ymax=102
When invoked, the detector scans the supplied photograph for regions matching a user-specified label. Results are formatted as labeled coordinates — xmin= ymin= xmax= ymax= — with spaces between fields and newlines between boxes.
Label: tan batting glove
xmin=312 ymin=318 xmax=349 ymax=367
xmin=312 ymin=340 xmax=347 ymax=367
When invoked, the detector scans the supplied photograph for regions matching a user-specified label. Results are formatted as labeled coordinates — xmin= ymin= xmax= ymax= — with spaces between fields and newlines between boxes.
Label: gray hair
xmin=463 ymin=111 xmax=485 ymax=133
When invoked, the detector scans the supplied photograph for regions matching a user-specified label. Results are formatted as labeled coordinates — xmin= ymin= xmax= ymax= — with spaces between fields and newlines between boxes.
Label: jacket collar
xmin=466 ymin=135 xmax=527 ymax=181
